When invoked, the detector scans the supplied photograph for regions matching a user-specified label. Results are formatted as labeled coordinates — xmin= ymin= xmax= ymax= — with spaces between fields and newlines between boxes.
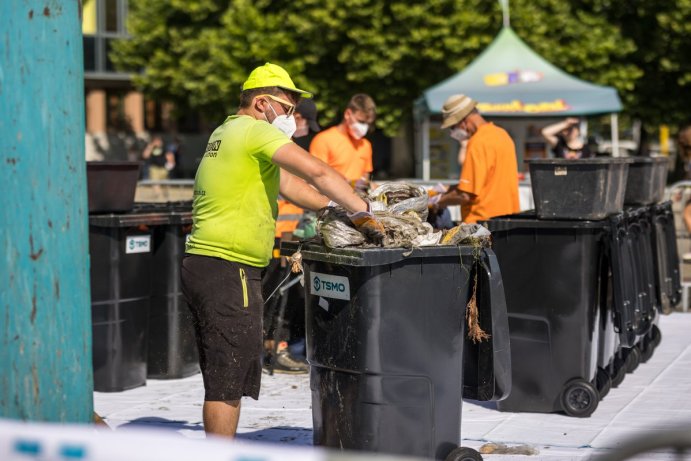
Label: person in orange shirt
xmin=431 ymin=94 xmax=520 ymax=223
xmin=309 ymin=94 xmax=376 ymax=192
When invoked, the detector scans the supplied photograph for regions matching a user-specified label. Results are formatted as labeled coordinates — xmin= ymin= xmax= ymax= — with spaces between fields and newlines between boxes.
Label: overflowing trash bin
xmin=282 ymin=241 xmax=510 ymax=461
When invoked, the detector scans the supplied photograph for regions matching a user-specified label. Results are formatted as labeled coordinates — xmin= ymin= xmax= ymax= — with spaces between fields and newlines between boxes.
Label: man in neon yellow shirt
xmin=182 ymin=63 xmax=384 ymax=438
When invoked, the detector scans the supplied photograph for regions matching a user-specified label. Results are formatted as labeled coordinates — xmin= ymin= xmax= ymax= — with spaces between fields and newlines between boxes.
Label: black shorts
xmin=181 ymin=254 xmax=264 ymax=401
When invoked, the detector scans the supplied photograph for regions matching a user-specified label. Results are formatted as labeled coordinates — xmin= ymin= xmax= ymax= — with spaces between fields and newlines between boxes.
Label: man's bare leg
xmin=203 ymin=400 xmax=241 ymax=437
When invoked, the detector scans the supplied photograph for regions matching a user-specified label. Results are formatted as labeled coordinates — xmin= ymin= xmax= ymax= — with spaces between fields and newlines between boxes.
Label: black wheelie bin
xmin=133 ymin=202 xmax=200 ymax=379
xmin=651 ymin=201 xmax=682 ymax=312
xmin=89 ymin=212 xmax=168 ymax=391
xmin=281 ymin=242 xmax=511 ymax=461
xmin=621 ymin=157 xmax=669 ymax=362
xmin=625 ymin=206 xmax=660 ymax=365
xmin=485 ymin=214 xmax=608 ymax=417
xmin=607 ymin=210 xmax=661 ymax=374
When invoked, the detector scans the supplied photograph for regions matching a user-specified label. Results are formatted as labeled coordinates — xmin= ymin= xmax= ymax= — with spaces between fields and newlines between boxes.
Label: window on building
xmin=82 ymin=0 xmax=128 ymax=77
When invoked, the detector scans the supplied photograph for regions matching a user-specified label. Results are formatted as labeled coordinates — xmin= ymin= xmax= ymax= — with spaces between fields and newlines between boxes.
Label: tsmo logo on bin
xmin=310 ymin=272 xmax=350 ymax=300
xmin=125 ymin=235 xmax=151 ymax=254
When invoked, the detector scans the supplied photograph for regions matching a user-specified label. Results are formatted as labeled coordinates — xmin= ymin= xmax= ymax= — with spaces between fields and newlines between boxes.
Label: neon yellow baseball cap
xmin=242 ymin=62 xmax=313 ymax=98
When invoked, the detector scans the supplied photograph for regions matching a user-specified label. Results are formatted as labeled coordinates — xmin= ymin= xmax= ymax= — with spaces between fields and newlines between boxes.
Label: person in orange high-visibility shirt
xmin=430 ymin=94 xmax=520 ymax=223
xmin=310 ymin=94 xmax=376 ymax=192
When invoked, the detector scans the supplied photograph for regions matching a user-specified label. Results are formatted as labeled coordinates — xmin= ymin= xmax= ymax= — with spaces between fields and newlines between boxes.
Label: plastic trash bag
xmin=376 ymin=212 xmax=441 ymax=248
xmin=317 ymin=207 xmax=366 ymax=248
xmin=440 ymin=223 xmax=491 ymax=247
xmin=369 ymin=183 xmax=429 ymax=220
xmin=317 ymin=206 xmax=442 ymax=249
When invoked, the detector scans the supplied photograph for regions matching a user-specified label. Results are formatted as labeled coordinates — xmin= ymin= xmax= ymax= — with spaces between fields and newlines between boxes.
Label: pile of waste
xmin=317 ymin=182 xmax=491 ymax=249
xmin=314 ymin=182 xmax=492 ymax=343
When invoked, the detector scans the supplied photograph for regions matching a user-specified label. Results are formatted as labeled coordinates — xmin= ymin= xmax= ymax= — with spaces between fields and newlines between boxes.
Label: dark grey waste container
xmin=527 ymin=158 xmax=633 ymax=220
xmin=281 ymin=242 xmax=510 ymax=461
xmin=651 ymin=201 xmax=682 ymax=310
xmin=86 ymin=161 xmax=141 ymax=213
xmin=624 ymin=157 xmax=669 ymax=206
xmin=485 ymin=214 xmax=607 ymax=417
xmin=485 ymin=210 xmax=665 ymax=416
xmin=145 ymin=205 xmax=200 ymax=379
xmin=89 ymin=212 xmax=168 ymax=392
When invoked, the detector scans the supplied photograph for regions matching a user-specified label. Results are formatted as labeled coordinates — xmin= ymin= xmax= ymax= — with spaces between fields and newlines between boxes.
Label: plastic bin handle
xmin=484 ymin=248 xmax=512 ymax=400
xmin=462 ymin=248 xmax=512 ymax=401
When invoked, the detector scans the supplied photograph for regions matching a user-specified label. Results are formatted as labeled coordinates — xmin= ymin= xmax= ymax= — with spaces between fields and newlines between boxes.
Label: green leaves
xmin=111 ymin=0 xmax=687 ymax=134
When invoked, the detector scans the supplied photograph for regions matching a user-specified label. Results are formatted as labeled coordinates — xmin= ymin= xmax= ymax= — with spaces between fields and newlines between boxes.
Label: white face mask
xmin=265 ymin=101 xmax=297 ymax=138
xmin=450 ymin=127 xmax=469 ymax=142
xmin=349 ymin=121 xmax=369 ymax=140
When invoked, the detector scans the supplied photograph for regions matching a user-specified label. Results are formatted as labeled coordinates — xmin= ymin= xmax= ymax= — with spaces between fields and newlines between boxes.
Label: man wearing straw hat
xmin=430 ymin=94 xmax=520 ymax=223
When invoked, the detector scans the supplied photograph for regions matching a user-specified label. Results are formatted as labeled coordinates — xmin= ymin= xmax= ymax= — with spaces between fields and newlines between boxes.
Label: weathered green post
xmin=0 ymin=1 xmax=93 ymax=422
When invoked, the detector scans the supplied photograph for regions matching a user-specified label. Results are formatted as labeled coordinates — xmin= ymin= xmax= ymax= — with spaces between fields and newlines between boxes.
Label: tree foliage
xmin=112 ymin=0 xmax=677 ymax=135
xmin=576 ymin=0 xmax=691 ymax=127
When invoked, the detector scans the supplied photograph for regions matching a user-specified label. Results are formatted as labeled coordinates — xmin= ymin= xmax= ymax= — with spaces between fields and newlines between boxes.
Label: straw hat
xmin=440 ymin=94 xmax=478 ymax=129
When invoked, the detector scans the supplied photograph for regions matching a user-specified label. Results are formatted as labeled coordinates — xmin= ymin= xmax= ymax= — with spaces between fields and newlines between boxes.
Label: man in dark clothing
xmin=293 ymin=99 xmax=321 ymax=151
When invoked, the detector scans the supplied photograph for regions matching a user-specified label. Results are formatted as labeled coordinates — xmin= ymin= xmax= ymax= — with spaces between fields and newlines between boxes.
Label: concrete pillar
xmin=124 ymin=90 xmax=145 ymax=136
xmin=86 ymin=89 xmax=107 ymax=134
xmin=0 ymin=1 xmax=93 ymax=422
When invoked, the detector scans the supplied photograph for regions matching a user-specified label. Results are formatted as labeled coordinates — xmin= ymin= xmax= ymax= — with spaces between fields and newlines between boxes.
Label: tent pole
xmin=500 ymin=0 xmax=511 ymax=28
xmin=611 ymin=113 xmax=619 ymax=157
xmin=422 ymin=117 xmax=430 ymax=180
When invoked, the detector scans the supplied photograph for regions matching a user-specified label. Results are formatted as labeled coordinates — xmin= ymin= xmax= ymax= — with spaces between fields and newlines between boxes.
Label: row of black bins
xmin=281 ymin=241 xmax=511 ymax=461
xmin=482 ymin=201 xmax=681 ymax=417
xmin=89 ymin=202 xmax=199 ymax=392
xmin=277 ymin=157 xmax=679 ymax=461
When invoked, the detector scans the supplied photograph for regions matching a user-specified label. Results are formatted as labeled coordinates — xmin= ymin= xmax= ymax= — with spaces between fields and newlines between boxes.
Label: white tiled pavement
xmin=94 ymin=313 xmax=691 ymax=460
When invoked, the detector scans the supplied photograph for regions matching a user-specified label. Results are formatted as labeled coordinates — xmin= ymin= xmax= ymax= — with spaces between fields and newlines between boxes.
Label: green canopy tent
xmin=414 ymin=27 xmax=623 ymax=179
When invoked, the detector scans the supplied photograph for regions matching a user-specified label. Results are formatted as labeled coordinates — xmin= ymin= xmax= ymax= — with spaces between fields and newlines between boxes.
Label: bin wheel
xmin=561 ymin=379 xmax=599 ymax=417
xmin=595 ymin=367 xmax=612 ymax=399
xmin=445 ymin=446 xmax=483 ymax=461
xmin=610 ymin=357 xmax=627 ymax=388
xmin=650 ymin=324 xmax=662 ymax=348
xmin=625 ymin=346 xmax=641 ymax=373
xmin=639 ymin=337 xmax=654 ymax=363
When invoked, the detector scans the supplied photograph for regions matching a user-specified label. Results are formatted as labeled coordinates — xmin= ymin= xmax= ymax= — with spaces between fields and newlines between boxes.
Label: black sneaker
xmin=264 ymin=350 xmax=309 ymax=375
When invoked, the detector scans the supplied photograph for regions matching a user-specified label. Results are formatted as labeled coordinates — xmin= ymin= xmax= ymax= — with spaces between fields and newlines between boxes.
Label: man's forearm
xmin=279 ymin=171 xmax=329 ymax=211
xmin=437 ymin=189 xmax=474 ymax=207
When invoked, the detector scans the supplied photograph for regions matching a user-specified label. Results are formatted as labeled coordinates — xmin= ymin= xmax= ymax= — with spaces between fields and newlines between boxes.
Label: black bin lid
xmin=280 ymin=241 xmax=486 ymax=267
